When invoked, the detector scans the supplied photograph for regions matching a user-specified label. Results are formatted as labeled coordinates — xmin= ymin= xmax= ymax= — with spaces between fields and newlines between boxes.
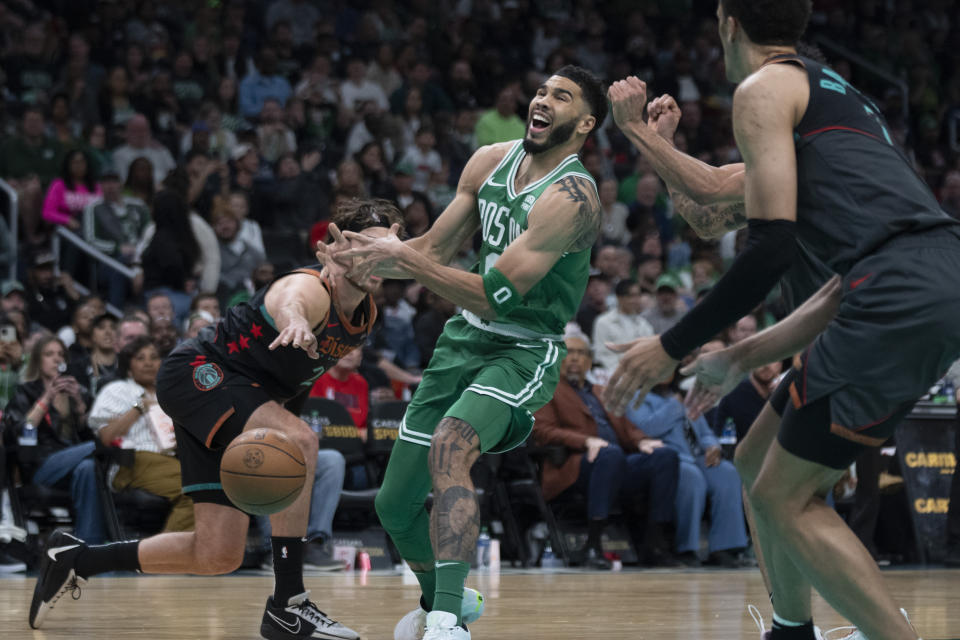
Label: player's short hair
xmin=552 ymin=65 xmax=607 ymax=132
xmin=720 ymin=0 xmax=811 ymax=46
xmin=331 ymin=198 xmax=404 ymax=235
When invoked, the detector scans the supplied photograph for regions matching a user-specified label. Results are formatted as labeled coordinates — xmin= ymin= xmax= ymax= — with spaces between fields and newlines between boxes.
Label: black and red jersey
xmin=189 ymin=265 xmax=377 ymax=403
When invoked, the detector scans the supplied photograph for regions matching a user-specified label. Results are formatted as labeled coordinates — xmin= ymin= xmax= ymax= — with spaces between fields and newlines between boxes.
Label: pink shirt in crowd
xmin=42 ymin=179 xmax=102 ymax=226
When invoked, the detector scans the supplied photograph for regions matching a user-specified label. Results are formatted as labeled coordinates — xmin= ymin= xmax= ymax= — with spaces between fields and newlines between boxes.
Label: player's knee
xmin=428 ymin=421 xmax=480 ymax=478
xmin=374 ymin=486 xmax=411 ymax=532
xmin=194 ymin=542 xmax=244 ymax=575
xmin=291 ymin=423 xmax=319 ymax=463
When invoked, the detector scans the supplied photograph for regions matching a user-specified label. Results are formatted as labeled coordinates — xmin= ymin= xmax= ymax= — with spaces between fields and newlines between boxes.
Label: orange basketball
xmin=219 ymin=428 xmax=307 ymax=515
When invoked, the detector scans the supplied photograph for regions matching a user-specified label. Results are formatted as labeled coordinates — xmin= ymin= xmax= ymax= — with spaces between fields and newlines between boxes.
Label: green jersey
xmin=469 ymin=139 xmax=596 ymax=338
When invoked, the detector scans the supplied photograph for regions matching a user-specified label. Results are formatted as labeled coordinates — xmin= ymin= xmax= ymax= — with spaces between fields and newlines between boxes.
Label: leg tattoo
xmin=428 ymin=418 xmax=482 ymax=563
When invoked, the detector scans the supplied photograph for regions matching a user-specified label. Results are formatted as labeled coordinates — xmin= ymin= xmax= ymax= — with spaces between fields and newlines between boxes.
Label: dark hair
xmin=720 ymin=0 xmax=812 ymax=46
xmin=614 ymin=279 xmax=640 ymax=297
xmin=331 ymin=198 xmax=404 ymax=234
xmin=62 ymin=149 xmax=97 ymax=192
xmin=148 ymin=189 xmax=201 ymax=274
xmin=190 ymin=293 xmax=218 ymax=311
xmin=118 ymin=335 xmax=157 ymax=379
xmin=125 ymin=156 xmax=155 ymax=201
xmin=552 ymin=65 xmax=607 ymax=132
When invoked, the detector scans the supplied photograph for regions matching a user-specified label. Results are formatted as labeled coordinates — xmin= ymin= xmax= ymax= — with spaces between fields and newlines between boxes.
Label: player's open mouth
xmin=529 ymin=111 xmax=552 ymax=134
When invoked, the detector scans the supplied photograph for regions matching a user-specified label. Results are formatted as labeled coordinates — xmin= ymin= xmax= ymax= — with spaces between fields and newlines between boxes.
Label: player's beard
xmin=522 ymin=117 xmax=578 ymax=155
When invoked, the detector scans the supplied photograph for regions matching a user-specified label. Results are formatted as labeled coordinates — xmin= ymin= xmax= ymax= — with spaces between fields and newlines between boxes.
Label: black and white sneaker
xmin=261 ymin=590 xmax=360 ymax=640
xmin=29 ymin=529 xmax=88 ymax=628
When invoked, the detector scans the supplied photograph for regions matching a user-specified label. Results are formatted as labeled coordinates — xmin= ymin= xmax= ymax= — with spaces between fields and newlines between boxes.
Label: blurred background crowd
xmin=0 ymin=0 xmax=958 ymax=574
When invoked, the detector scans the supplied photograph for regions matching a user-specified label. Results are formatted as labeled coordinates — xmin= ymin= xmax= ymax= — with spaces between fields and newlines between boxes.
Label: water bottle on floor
xmin=541 ymin=543 xmax=561 ymax=569
xmin=476 ymin=527 xmax=491 ymax=569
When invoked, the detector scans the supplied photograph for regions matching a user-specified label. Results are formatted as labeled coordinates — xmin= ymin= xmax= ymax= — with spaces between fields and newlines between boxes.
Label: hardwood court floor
xmin=1 ymin=567 xmax=958 ymax=639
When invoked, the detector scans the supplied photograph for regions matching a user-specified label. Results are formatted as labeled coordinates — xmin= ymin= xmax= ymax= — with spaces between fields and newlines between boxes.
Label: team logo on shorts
xmin=193 ymin=362 xmax=224 ymax=391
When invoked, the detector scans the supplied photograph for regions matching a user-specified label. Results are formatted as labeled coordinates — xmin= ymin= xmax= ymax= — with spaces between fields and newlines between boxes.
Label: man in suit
xmin=533 ymin=333 xmax=679 ymax=567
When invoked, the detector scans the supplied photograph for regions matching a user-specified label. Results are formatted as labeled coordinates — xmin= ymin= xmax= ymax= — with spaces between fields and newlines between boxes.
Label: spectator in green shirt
xmin=474 ymin=83 xmax=526 ymax=147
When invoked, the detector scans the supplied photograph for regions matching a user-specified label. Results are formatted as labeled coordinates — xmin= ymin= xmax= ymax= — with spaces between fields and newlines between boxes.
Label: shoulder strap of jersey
xmin=321 ymin=273 xmax=378 ymax=336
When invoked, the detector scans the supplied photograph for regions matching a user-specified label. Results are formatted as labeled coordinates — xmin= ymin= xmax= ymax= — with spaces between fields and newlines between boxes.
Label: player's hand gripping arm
xmin=264 ymin=274 xmax=331 ymax=359
xmin=607 ymin=77 xmax=747 ymax=239
xmin=339 ymin=173 xmax=602 ymax=322
xmin=603 ymin=67 xmax=805 ymax=415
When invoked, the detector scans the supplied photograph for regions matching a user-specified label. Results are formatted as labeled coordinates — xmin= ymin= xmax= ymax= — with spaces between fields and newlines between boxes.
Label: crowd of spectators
xmin=0 ymin=0 xmax=958 ymax=572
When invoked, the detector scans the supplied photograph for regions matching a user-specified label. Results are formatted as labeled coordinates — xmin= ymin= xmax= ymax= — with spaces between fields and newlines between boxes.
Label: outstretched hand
xmin=607 ymin=76 xmax=650 ymax=130
xmin=268 ymin=317 xmax=319 ymax=359
xmin=647 ymin=94 xmax=682 ymax=141
xmin=679 ymin=348 xmax=745 ymax=419
xmin=601 ymin=336 xmax=679 ymax=415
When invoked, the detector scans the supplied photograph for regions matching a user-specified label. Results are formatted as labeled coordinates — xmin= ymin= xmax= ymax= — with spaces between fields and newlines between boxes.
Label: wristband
xmin=482 ymin=268 xmax=522 ymax=317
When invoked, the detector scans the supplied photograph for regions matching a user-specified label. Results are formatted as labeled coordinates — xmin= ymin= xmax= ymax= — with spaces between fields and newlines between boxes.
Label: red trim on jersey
xmin=802 ymin=125 xmax=879 ymax=141
xmin=850 ymin=273 xmax=874 ymax=290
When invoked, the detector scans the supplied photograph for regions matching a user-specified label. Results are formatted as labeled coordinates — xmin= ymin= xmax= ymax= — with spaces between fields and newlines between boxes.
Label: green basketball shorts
xmin=399 ymin=314 xmax=565 ymax=453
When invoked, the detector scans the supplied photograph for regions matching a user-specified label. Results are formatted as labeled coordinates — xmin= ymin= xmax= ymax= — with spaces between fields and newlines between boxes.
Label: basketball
xmin=219 ymin=428 xmax=307 ymax=515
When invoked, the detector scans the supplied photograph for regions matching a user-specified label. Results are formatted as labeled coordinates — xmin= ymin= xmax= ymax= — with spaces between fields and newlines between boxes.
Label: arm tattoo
xmin=428 ymin=417 xmax=482 ymax=562
xmin=669 ymin=186 xmax=747 ymax=239
xmin=556 ymin=175 xmax=601 ymax=251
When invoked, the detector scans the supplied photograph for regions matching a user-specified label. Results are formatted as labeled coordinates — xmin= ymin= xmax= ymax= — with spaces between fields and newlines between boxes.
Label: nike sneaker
xmin=394 ymin=587 xmax=484 ymax=640
xmin=29 ymin=529 xmax=88 ymax=629
xmin=422 ymin=611 xmax=470 ymax=640
xmin=261 ymin=590 xmax=360 ymax=640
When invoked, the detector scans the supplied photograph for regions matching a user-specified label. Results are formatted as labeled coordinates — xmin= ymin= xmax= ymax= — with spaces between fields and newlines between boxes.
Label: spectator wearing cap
xmin=42 ymin=149 xmax=102 ymax=232
xmin=212 ymin=202 xmax=266 ymax=302
xmin=390 ymin=160 xmax=429 ymax=211
xmin=239 ymin=46 xmax=292 ymax=119
xmin=25 ymin=251 xmax=80 ymax=332
xmin=642 ymin=273 xmax=688 ymax=334
xmin=475 ymin=83 xmax=526 ymax=147
xmin=592 ymin=279 xmax=655 ymax=375
xmin=84 ymin=164 xmax=151 ymax=308
xmin=68 ymin=313 xmax=120 ymax=397
xmin=184 ymin=310 xmax=214 ymax=339
xmin=112 ymin=115 xmax=177 ymax=187
xmin=1 ymin=282 xmax=28 ymax=314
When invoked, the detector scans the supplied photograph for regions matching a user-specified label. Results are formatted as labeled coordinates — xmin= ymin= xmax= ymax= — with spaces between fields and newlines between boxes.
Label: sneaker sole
xmin=0 ymin=562 xmax=27 ymax=573
xmin=261 ymin=622 xmax=359 ymax=640
xmin=29 ymin=531 xmax=81 ymax=629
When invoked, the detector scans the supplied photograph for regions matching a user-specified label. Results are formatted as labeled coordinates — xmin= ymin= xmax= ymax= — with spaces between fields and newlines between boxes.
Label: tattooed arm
xmin=669 ymin=186 xmax=748 ymax=240
xmin=608 ymin=77 xmax=747 ymax=239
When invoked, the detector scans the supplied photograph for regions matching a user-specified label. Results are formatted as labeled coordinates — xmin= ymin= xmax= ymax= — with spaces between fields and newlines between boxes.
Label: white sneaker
xmin=820 ymin=608 xmax=918 ymax=640
xmin=748 ymin=604 xmax=826 ymax=639
xmin=394 ymin=588 xmax=484 ymax=640
xmin=422 ymin=611 xmax=470 ymax=640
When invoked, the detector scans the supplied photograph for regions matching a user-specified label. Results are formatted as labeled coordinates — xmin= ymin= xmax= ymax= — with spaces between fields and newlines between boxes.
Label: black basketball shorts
xmin=157 ymin=341 xmax=273 ymax=506
xmin=768 ymin=228 xmax=960 ymax=469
